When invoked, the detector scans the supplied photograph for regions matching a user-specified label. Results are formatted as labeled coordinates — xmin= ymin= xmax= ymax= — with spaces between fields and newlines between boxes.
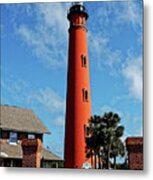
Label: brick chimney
xmin=126 ymin=137 xmax=143 ymax=170
xmin=21 ymin=138 xmax=42 ymax=168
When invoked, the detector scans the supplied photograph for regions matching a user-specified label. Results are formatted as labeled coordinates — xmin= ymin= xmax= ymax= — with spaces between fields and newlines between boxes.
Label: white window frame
xmin=28 ymin=134 xmax=35 ymax=139
xmin=9 ymin=132 xmax=17 ymax=145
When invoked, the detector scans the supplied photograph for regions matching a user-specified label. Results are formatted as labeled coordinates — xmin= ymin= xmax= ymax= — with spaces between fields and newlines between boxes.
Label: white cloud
xmin=16 ymin=3 xmax=69 ymax=69
xmin=37 ymin=3 xmax=69 ymax=34
xmin=122 ymin=56 xmax=142 ymax=101
xmin=92 ymin=1 xmax=142 ymax=32
xmin=17 ymin=28 xmax=64 ymax=67
xmin=1 ymin=76 xmax=65 ymax=113
xmin=100 ymin=105 xmax=123 ymax=118
xmin=115 ymin=1 xmax=142 ymax=29
xmin=112 ymin=95 xmax=130 ymax=104
xmin=1 ymin=76 xmax=30 ymax=103
xmin=87 ymin=0 xmax=142 ymax=74
xmin=30 ymin=88 xmax=65 ymax=112
xmin=88 ymin=31 xmax=122 ymax=72
xmin=9 ymin=1 xmax=142 ymax=73
xmin=53 ymin=116 xmax=65 ymax=127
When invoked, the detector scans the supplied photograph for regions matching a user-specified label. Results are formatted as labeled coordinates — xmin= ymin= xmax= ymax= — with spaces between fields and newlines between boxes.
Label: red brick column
xmin=126 ymin=137 xmax=143 ymax=170
xmin=1 ymin=132 xmax=8 ymax=144
xmin=21 ymin=139 xmax=42 ymax=168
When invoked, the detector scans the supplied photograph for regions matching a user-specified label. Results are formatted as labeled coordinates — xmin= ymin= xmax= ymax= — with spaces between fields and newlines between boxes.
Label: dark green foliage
xmin=85 ymin=112 xmax=125 ymax=169
xmin=113 ymin=161 xmax=128 ymax=170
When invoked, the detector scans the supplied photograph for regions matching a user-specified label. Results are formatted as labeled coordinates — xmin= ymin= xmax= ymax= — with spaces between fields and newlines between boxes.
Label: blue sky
xmin=1 ymin=0 xmax=143 ymax=159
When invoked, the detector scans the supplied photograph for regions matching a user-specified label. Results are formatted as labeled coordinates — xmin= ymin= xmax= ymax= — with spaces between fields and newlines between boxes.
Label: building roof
xmin=42 ymin=148 xmax=62 ymax=161
xmin=0 ymin=143 xmax=22 ymax=159
xmin=126 ymin=137 xmax=143 ymax=146
xmin=0 ymin=105 xmax=50 ymax=134
xmin=0 ymin=144 xmax=62 ymax=161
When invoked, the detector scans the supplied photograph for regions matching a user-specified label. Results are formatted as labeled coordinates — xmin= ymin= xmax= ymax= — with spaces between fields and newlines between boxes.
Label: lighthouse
xmin=64 ymin=2 xmax=92 ymax=168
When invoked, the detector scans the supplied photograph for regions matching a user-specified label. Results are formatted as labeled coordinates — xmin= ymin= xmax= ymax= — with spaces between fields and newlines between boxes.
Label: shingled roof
xmin=0 ymin=143 xmax=22 ymax=159
xmin=0 ymin=144 xmax=62 ymax=161
xmin=42 ymin=148 xmax=62 ymax=161
xmin=0 ymin=105 xmax=50 ymax=134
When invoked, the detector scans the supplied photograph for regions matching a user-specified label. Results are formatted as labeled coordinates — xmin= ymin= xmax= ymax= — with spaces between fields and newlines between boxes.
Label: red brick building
xmin=0 ymin=105 xmax=63 ymax=168
xmin=126 ymin=137 xmax=143 ymax=170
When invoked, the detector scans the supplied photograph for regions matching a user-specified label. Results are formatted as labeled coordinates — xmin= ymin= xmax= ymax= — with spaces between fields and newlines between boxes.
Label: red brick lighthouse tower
xmin=64 ymin=2 xmax=91 ymax=168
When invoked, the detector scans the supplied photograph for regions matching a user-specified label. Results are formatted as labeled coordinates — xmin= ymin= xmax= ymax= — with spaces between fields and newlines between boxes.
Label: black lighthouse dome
xmin=67 ymin=2 xmax=88 ymax=20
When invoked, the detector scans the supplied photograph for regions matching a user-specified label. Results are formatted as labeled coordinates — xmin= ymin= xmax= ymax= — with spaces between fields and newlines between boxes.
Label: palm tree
xmin=85 ymin=115 xmax=103 ymax=169
xmin=102 ymin=112 xmax=121 ymax=169
xmin=85 ymin=112 xmax=125 ymax=169
xmin=110 ymin=138 xmax=125 ymax=169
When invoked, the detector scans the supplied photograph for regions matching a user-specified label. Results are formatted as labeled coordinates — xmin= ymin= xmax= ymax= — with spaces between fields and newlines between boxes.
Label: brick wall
xmin=1 ymin=131 xmax=9 ymax=144
xmin=126 ymin=137 xmax=143 ymax=170
xmin=21 ymin=138 xmax=42 ymax=168
xmin=19 ymin=133 xmax=27 ymax=144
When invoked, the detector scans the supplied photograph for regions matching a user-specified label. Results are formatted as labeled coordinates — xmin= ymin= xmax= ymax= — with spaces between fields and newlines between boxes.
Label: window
xmin=79 ymin=17 xmax=82 ymax=24
xmin=82 ymin=17 xmax=85 ymax=25
xmin=9 ymin=132 xmax=17 ymax=144
xmin=82 ymin=88 xmax=88 ymax=102
xmin=28 ymin=134 xmax=35 ymax=139
xmin=78 ymin=17 xmax=85 ymax=25
xmin=81 ymin=54 xmax=87 ymax=67
xmin=84 ymin=124 xmax=89 ymax=138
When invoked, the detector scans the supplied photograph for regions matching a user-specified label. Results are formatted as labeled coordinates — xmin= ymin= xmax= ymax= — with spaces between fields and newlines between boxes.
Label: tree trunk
xmin=113 ymin=156 xmax=116 ymax=169
xmin=101 ymin=149 xmax=104 ymax=169
xmin=94 ymin=152 xmax=97 ymax=169
xmin=91 ymin=151 xmax=93 ymax=169
xmin=107 ymin=144 xmax=111 ymax=169
xmin=98 ymin=152 xmax=101 ymax=169
xmin=95 ymin=155 xmax=97 ymax=169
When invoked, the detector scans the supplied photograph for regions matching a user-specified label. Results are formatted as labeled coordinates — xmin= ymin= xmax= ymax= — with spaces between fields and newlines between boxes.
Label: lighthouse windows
xmin=79 ymin=17 xmax=82 ymax=24
xmin=82 ymin=17 xmax=85 ymax=25
xmin=78 ymin=17 xmax=85 ymax=25
xmin=82 ymin=88 xmax=88 ymax=102
xmin=81 ymin=54 xmax=87 ymax=67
